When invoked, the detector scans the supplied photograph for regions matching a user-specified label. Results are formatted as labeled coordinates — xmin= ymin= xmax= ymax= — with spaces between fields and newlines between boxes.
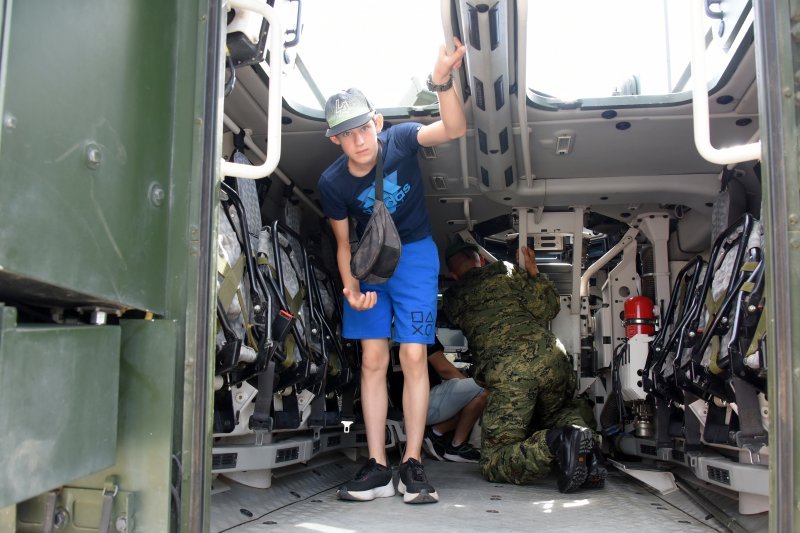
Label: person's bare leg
xmin=432 ymin=416 xmax=459 ymax=436
xmin=360 ymin=338 xmax=390 ymax=465
xmin=452 ymin=390 xmax=489 ymax=446
xmin=399 ymin=342 xmax=429 ymax=462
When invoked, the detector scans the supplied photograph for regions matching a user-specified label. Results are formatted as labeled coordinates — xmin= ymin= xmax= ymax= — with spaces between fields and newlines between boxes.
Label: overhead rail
xmin=221 ymin=0 xmax=283 ymax=179
xmin=515 ymin=0 xmax=533 ymax=189
xmin=690 ymin=0 xmax=761 ymax=165
xmin=440 ymin=0 xmax=472 ymax=190
xmin=223 ymin=114 xmax=323 ymax=218
xmin=452 ymin=0 xmax=518 ymax=192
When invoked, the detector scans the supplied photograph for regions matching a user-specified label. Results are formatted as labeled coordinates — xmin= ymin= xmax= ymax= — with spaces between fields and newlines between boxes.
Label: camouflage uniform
xmin=443 ymin=260 xmax=586 ymax=484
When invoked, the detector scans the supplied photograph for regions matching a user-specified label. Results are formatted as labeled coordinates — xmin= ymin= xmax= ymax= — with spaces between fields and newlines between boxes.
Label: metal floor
xmin=210 ymin=453 xmax=768 ymax=533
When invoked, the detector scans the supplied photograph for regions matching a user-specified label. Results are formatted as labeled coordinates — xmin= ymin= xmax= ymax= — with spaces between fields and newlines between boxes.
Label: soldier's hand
xmin=520 ymin=246 xmax=539 ymax=276
xmin=343 ymin=287 xmax=378 ymax=311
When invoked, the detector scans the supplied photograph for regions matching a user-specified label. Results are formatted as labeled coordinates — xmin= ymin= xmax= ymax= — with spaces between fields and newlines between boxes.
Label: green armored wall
xmin=0 ymin=0 xmax=217 ymax=531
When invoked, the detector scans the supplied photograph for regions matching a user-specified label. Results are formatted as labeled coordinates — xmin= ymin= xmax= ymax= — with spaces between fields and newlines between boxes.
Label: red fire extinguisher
xmin=624 ymin=295 xmax=656 ymax=338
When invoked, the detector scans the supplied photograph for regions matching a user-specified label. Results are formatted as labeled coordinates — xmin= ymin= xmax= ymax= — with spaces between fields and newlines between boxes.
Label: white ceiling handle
xmin=690 ymin=0 xmax=761 ymax=165
xmin=221 ymin=0 xmax=283 ymax=179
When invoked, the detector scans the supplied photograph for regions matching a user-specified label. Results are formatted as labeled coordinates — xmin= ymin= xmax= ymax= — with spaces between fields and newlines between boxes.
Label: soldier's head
xmin=445 ymin=240 xmax=482 ymax=279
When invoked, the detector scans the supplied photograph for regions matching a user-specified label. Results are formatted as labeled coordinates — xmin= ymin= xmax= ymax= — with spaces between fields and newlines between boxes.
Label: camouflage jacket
xmin=443 ymin=260 xmax=561 ymax=367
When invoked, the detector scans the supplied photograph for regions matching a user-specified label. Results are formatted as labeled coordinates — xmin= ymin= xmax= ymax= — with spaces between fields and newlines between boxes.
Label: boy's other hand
xmin=343 ymin=287 xmax=378 ymax=311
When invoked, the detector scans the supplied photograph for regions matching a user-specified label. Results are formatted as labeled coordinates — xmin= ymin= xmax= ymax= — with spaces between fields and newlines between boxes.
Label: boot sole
xmin=557 ymin=429 xmax=593 ymax=493
xmin=582 ymin=464 xmax=607 ymax=489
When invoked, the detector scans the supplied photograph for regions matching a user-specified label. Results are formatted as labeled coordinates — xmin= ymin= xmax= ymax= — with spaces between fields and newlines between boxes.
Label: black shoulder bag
xmin=349 ymin=144 xmax=402 ymax=284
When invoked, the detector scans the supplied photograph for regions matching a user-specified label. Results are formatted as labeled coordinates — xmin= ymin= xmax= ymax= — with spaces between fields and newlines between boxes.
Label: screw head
xmin=149 ymin=183 xmax=166 ymax=207
xmin=86 ymin=144 xmax=102 ymax=169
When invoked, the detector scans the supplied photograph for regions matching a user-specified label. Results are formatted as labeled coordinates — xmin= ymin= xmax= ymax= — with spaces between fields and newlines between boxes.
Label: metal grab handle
xmin=284 ymin=0 xmax=303 ymax=49
xmin=221 ymin=0 xmax=283 ymax=179
xmin=705 ymin=0 xmax=723 ymax=20
xmin=690 ymin=0 xmax=760 ymax=165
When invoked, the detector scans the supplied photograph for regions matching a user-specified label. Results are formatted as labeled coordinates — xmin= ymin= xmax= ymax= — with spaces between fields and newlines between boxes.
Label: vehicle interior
xmin=0 ymin=0 xmax=788 ymax=532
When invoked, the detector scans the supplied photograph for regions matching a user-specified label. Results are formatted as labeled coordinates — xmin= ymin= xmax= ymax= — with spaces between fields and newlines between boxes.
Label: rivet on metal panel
xmin=3 ymin=114 xmax=16 ymax=128
xmin=789 ymin=214 xmax=798 ymax=225
xmin=195 ymin=117 xmax=203 ymax=126
xmin=86 ymin=144 xmax=102 ymax=169
xmin=53 ymin=507 xmax=70 ymax=528
xmin=149 ymin=183 xmax=166 ymax=207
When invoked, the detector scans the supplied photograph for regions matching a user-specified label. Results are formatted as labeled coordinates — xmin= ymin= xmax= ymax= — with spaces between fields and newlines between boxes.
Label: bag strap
xmin=374 ymin=142 xmax=384 ymax=203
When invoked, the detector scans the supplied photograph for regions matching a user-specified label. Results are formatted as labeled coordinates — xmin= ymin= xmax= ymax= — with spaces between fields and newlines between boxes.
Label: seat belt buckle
xmin=249 ymin=413 xmax=273 ymax=434
xmin=341 ymin=419 xmax=354 ymax=433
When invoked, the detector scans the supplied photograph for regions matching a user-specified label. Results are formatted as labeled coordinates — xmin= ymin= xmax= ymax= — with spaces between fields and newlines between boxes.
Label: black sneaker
xmin=397 ymin=458 xmax=439 ymax=504
xmin=337 ymin=458 xmax=395 ymax=501
xmin=546 ymin=425 xmax=593 ymax=493
xmin=422 ymin=428 xmax=446 ymax=461
xmin=443 ymin=441 xmax=480 ymax=463
xmin=581 ymin=445 xmax=607 ymax=489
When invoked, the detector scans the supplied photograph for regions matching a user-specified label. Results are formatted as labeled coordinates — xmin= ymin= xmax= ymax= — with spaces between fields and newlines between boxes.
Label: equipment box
xmin=0 ymin=305 xmax=121 ymax=508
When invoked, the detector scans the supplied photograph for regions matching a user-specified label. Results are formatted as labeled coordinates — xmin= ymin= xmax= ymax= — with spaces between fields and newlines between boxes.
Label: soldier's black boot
xmin=546 ymin=425 xmax=593 ymax=493
xmin=581 ymin=444 xmax=607 ymax=489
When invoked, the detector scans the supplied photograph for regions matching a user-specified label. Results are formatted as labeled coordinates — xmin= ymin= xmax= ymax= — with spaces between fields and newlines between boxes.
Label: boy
xmin=318 ymin=39 xmax=467 ymax=504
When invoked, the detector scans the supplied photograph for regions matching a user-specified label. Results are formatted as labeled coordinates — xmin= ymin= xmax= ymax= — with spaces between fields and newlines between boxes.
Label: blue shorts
xmin=343 ymin=236 xmax=439 ymax=344
xmin=427 ymin=377 xmax=485 ymax=425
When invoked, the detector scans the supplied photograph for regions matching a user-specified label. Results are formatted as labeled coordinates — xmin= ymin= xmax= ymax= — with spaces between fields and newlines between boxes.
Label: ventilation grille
xmin=474 ymin=77 xmax=485 ymax=110
xmin=212 ymin=453 xmax=238 ymax=470
xmin=494 ymin=76 xmax=505 ymax=110
xmin=420 ymin=146 xmax=437 ymax=159
xmin=327 ymin=435 xmax=341 ymax=447
xmin=640 ymin=444 xmax=657 ymax=456
xmin=430 ymin=175 xmax=447 ymax=191
xmin=707 ymin=465 xmax=731 ymax=485
xmin=276 ymin=446 xmax=300 ymax=463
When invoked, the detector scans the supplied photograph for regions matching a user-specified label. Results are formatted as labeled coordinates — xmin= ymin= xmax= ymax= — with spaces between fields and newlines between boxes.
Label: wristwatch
xmin=426 ymin=73 xmax=453 ymax=92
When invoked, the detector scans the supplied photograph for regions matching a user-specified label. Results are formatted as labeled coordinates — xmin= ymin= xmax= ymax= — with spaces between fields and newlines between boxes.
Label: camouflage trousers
xmin=477 ymin=342 xmax=586 ymax=484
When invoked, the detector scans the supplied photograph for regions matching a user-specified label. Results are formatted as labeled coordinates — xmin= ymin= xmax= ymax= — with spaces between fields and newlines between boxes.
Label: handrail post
xmin=221 ymin=0 xmax=283 ymax=179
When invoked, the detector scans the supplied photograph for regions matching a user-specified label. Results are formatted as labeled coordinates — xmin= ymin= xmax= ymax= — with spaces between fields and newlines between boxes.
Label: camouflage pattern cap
xmin=324 ymin=88 xmax=375 ymax=137
xmin=445 ymin=240 xmax=480 ymax=261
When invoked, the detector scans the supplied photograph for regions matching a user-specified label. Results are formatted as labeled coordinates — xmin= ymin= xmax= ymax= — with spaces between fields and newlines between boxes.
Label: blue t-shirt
xmin=318 ymin=122 xmax=432 ymax=244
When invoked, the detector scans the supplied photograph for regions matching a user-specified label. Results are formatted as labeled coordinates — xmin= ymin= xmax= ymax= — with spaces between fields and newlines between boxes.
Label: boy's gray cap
xmin=324 ymin=88 xmax=375 ymax=137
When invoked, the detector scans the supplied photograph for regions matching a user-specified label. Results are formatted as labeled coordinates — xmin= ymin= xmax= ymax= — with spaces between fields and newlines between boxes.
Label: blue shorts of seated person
xmin=343 ymin=236 xmax=438 ymax=344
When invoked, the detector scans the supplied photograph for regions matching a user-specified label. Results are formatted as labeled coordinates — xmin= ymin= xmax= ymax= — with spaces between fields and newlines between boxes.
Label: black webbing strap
xmin=340 ymin=382 xmax=356 ymax=433
xmin=249 ymin=360 xmax=276 ymax=440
